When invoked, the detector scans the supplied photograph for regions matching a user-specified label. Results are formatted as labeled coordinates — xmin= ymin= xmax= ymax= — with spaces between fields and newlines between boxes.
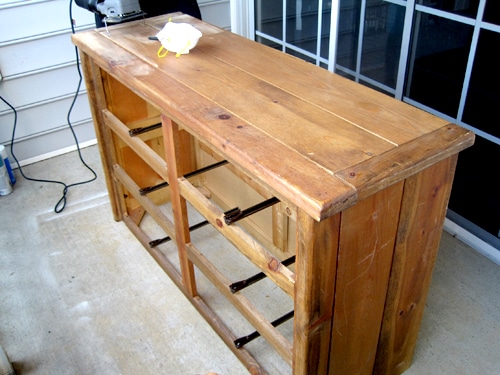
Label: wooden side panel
xmin=329 ymin=181 xmax=404 ymax=374
xmin=294 ymin=211 xmax=340 ymax=375
xmin=101 ymin=73 xmax=166 ymax=219
xmin=374 ymin=155 xmax=459 ymax=374
xmin=102 ymin=73 xmax=159 ymax=123
xmin=118 ymin=141 xmax=165 ymax=218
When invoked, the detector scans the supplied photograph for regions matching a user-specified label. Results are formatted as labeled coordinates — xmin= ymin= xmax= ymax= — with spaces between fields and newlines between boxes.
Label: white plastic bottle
xmin=0 ymin=155 xmax=12 ymax=196
xmin=0 ymin=145 xmax=15 ymax=185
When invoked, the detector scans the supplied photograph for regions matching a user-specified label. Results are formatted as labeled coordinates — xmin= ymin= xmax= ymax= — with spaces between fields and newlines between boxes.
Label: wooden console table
xmin=72 ymin=13 xmax=474 ymax=374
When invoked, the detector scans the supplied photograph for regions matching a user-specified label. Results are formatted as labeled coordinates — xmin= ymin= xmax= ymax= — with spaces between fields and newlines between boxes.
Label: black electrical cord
xmin=0 ymin=0 xmax=97 ymax=213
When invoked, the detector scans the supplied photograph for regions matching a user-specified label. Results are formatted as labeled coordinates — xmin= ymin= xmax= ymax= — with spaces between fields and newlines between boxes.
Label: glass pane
xmin=462 ymin=29 xmax=500 ymax=138
xmin=405 ymin=12 xmax=473 ymax=117
xmin=286 ymin=0 xmax=320 ymax=54
xmin=417 ymin=0 xmax=479 ymax=18
xmin=255 ymin=0 xmax=283 ymax=40
xmin=483 ymin=0 xmax=500 ymax=25
xmin=448 ymin=136 xmax=500 ymax=244
xmin=321 ymin=1 xmax=332 ymax=60
xmin=285 ymin=48 xmax=316 ymax=64
xmin=256 ymin=35 xmax=282 ymax=51
xmin=337 ymin=0 xmax=362 ymax=72
xmin=361 ymin=2 xmax=405 ymax=89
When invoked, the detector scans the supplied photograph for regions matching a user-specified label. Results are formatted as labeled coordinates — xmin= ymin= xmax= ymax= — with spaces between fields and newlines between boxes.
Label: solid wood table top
xmin=72 ymin=13 xmax=474 ymax=221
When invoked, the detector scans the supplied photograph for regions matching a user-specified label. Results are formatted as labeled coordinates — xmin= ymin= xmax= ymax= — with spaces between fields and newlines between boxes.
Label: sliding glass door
xmin=254 ymin=0 xmax=332 ymax=67
xmin=252 ymin=0 xmax=500 ymax=250
xmin=336 ymin=0 xmax=406 ymax=94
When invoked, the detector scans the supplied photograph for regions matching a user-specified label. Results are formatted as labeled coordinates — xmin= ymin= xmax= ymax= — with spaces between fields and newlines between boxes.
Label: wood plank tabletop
xmin=72 ymin=13 xmax=474 ymax=221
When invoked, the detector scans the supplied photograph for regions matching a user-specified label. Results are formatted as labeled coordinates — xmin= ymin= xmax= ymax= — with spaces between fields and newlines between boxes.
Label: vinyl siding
xmin=0 ymin=0 xmax=230 ymax=165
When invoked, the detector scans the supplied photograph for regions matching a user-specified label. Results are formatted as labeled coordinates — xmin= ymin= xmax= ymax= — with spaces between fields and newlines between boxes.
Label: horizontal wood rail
xmin=113 ymin=164 xmax=176 ymax=243
xmin=179 ymin=177 xmax=296 ymax=298
xmin=186 ymin=242 xmax=294 ymax=366
xmin=140 ymin=160 xmax=229 ymax=195
xmin=103 ymin=109 xmax=170 ymax=183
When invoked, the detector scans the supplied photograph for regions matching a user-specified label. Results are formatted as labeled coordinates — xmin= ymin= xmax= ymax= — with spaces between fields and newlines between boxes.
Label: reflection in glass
xmin=285 ymin=48 xmax=315 ymax=64
xmin=416 ymin=0 xmax=479 ymax=18
xmin=405 ymin=13 xmax=473 ymax=117
xmin=285 ymin=1 xmax=332 ymax=57
xmin=337 ymin=0 xmax=404 ymax=90
xmin=256 ymin=36 xmax=282 ymax=51
xmin=321 ymin=1 xmax=332 ymax=60
xmin=255 ymin=1 xmax=283 ymax=40
xmin=286 ymin=1 xmax=319 ymax=54
xmin=255 ymin=1 xmax=332 ymax=64
xmin=361 ymin=3 xmax=405 ymax=89
xmin=337 ymin=0 xmax=361 ymax=72
xmin=448 ymin=136 xmax=500 ymax=243
xmin=463 ymin=29 xmax=500 ymax=138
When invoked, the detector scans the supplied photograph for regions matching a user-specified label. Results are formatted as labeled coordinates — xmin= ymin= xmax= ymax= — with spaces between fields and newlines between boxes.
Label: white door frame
xmin=232 ymin=0 xmax=340 ymax=71
xmin=230 ymin=0 xmax=253 ymax=38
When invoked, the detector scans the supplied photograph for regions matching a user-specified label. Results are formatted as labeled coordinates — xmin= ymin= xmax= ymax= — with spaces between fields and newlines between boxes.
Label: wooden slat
xmin=113 ymin=164 xmax=176 ymax=241
xmin=186 ymin=242 xmax=293 ymax=365
xmin=328 ymin=181 xmax=404 ymax=374
xmin=117 ymin=145 xmax=166 ymax=215
xmin=197 ymin=142 xmax=279 ymax=202
xmin=336 ymin=125 xmax=475 ymax=201
xmin=196 ymin=147 xmax=294 ymax=258
xmin=103 ymin=109 xmax=169 ymax=182
xmin=123 ymin=214 xmax=267 ymax=375
xmin=122 ymin=214 xmax=182 ymax=286
xmin=190 ymin=295 xmax=266 ymax=375
xmin=192 ymin=30 xmax=450 ymax=144
xmin=179 ymin=177 xmax=296 ymax=297
xmin=293 ymin=211 xmax=340 ymax=375
xmin=374 ymin=156 xmax=459 ymax=375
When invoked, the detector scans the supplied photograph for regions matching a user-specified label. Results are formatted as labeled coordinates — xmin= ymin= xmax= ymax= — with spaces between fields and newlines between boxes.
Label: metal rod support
xmin=224 ymin=197 xmax=280 ymax=225
xmin=149 ymin=220 xmax=210 ymax=248
xmin=234 ymin=311 xmax=294 ymax=349
xmin=140 ymin=182 xmax=169 ymax=195
xmin=128 ymin=122 xmax=162 ymax=137
xmin=184 ymin=160 xmax=228 ymax=179
xmin=140 ymin=160 xmax=228 ymax=195
xmin=229 ymin=255 xmax=296 ymax=293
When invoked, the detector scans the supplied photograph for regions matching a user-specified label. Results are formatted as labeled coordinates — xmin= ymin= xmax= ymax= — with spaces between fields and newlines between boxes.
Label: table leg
xmin=80 ymin=52 xmax=124 ymax=221
xmin=293 ymin=211 xmax=340 ymax=374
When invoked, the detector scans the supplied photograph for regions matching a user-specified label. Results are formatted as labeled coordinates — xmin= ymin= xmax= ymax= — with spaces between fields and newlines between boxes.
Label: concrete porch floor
xmin=0 ymin=145 xmax=499 ymax=374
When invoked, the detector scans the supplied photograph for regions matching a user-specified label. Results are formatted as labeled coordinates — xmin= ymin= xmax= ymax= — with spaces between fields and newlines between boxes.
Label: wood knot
xmin=268 ymin=258 xmax=279 ymax=272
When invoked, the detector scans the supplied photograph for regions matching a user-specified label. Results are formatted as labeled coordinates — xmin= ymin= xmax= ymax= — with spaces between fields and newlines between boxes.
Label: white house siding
xmin=199 ymin=0 xmax=231 ymax=30
xmin=0 ymin=0 xmax=230 ymax=166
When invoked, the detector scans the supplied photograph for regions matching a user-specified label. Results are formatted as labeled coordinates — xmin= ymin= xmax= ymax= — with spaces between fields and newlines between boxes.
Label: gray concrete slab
xmin=0 ymin=145 xmax=498 ymax=374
